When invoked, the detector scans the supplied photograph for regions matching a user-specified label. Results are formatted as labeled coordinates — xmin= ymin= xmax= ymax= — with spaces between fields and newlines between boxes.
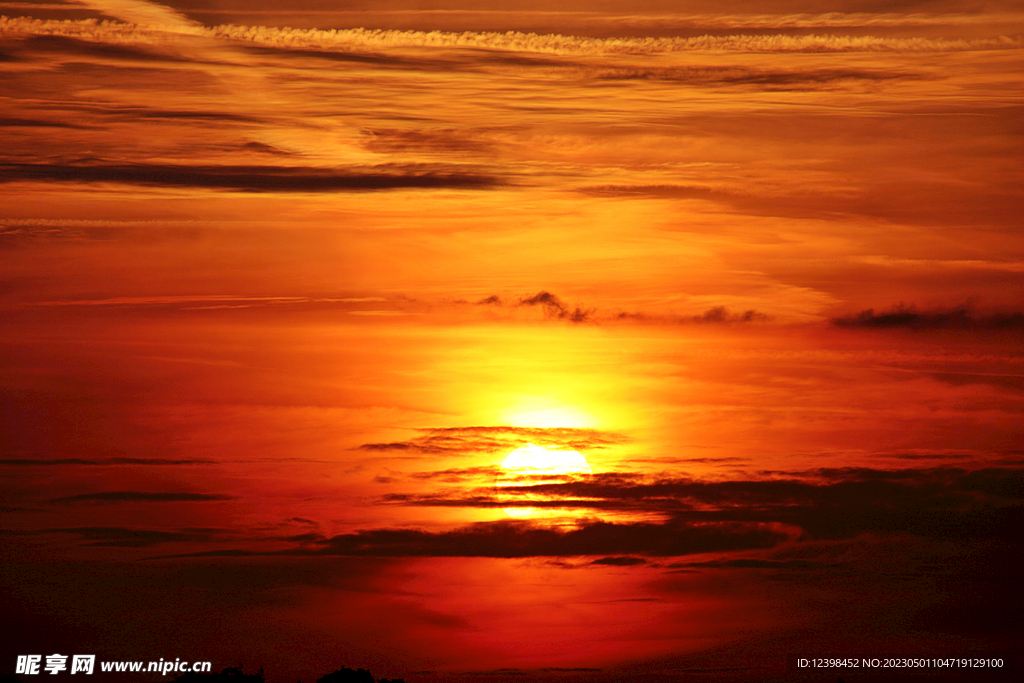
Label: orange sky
xmin=1 ymin=2 xmax=1022 ymax=682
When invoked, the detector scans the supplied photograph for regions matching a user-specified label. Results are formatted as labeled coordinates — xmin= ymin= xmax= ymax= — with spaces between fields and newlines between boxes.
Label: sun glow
xmin=496 ymin=443 xmax=592 ymax=520
xmin=499 ymin=400 xmax=597 ymax=430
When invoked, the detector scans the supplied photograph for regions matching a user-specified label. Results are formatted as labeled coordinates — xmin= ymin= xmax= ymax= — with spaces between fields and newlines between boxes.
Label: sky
xmin=1 ymin=1 xmax=1022 ymax=682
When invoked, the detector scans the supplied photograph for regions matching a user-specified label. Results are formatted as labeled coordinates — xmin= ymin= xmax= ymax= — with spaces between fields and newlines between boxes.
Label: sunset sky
xmin=1 ymin=1 xmax=1022 ymax=681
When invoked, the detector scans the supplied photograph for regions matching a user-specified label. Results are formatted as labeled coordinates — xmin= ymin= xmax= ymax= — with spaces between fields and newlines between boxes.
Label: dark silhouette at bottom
xmin=170 ymin=665 xmax=405 ymax=683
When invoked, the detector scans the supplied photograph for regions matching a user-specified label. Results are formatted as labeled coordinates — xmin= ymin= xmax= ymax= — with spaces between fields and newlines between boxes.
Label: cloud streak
xmin=359 ymin=426 xmax=624 ymax=458
xmin=833 ymin=304 xmax=1024 ymax=330
xmin=3 ymin=17 xmax=1018 ymax=56
xmin=0 ymin=162 xmax=501 ymax=192
xmin=172 ymin=518 xmax=789 ymax=559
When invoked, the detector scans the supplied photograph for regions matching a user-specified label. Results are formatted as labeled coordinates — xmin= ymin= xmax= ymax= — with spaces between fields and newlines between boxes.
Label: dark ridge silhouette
xmin=317 ymin=667 xmax=374 ymax=683
xmin=317 ymin=667 xmax=405 ymax=683
xmin=172 ymin=665 xmax=264 ymax=683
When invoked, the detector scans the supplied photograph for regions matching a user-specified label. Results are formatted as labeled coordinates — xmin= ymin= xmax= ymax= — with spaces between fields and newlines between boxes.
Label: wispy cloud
xmin=358 ymin=426 xmax=624 ymax=456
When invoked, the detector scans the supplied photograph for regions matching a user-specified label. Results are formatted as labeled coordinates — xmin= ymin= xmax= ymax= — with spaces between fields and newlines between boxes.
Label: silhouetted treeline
xmin=317 ymin=666 xmax=405 ymax=683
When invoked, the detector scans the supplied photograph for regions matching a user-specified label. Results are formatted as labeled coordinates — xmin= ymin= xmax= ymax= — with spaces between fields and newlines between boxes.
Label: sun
xmin=496 ymin=443 xmax=592 ymax=519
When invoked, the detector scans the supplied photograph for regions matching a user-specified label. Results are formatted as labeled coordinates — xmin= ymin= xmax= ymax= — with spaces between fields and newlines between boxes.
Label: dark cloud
xmin=518 ymin=291 xmax=593 ymax=322
xmin=358 ymin=425 xmax=623 ymax=455
xmin=0 ymin=117 xmax=92 ymax=129
xmin=590 ymin=65 xmax=913 ymax=88
xmin=314 ymin=519 xmax=787 ymax=558
xmin=51 ymin=491 xmax=233 ymax=503
xmin=241 ymin=140 xmax=291 ymax=155
xmin=458 ymin=291 xmax=771 ymax=326
xmin=0 ymin=162 xmax=501 ymax=192
xmin=616 ymin=306 xmax=771 ymax=324
xmin=591 ymin=556 xmax=647 ymax=566
xmin=169 ymin=519 xmax=787 ymax=559
xmin=832 ymin=304 xmax=1024 ymax=330
xmin=383 ymin=466 xmax=1024 ymax=542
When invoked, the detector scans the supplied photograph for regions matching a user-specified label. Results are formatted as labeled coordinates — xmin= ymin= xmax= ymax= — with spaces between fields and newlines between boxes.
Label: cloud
xmin=518 ymin=291 xmax=593 ymax=322
xmin=171 ymin=519 xmax=788 ymax=559
xmin=200 ymin=23 xmax=1024 ymax=56
xmin=358 ymin=426 xmax=623 ymax=455
xmin=0 ymin=162 xmax=502 ymax=192
xmin=69 ymin=0 xmax=199 ymax=29
xmin=591 ymin=556 xmax=647 ymax=566
xmin=459 ymin=291 xmax=773 ymax=326
xmin=4 ymin=17 xmax=1017 ymax=59
xmin=51 ymin=491 xmax=233 ymax=503
xmin=589 ymin=64 xmax=913 ymax=87
xmin=381 ymin=466 xmax=1024 ymax=542
xmin=0 ymin=115 xmax=92 ymax=129
xmin=832 ymin=304 xmax=1024 ymax=330
xmin=615 ymin=306 xmax=772 ymax=324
